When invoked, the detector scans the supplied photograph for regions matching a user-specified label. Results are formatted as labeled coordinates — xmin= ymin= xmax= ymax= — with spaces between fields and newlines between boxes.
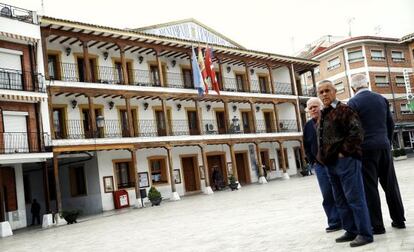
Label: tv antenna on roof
xmin=347 ymin=17 xmax=355 ymax=37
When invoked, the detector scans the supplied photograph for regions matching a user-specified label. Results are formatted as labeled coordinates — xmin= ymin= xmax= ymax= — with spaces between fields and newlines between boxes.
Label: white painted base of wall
xmin=133 ymin=198 xmax=143 ymax=208
xmin=170 ymin=192 xmax=181 ymax=201
xmin=236 ymin=181 xmax=242 ymax=189
xmin=203 ymin=186 xmax=214 ymax=195
xmin=42 ymin=214 xmax=54 ymax=229
xmin=55 ymin=216 xmax=67 ymax=226
xmin=258 ymin=176 xmax=268 ymax=184
xmin=282 ymin=173 xmax=290 ymax=180
xmin=0 ymin=221 xmax=13 ymax=237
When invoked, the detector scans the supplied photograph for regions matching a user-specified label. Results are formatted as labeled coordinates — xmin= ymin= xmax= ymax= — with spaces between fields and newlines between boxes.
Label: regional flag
xmin=197 ymin=47 xmax=209 ymax=94
xmin=204 ymin=46 xmax=220 ymax=95
xmin=191 ymin=47 xmax=205 ymax=96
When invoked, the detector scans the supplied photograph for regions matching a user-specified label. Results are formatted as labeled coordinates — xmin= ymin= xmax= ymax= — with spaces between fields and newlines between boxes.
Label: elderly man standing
xmin=304 ymin=97 xmax=341 ymax=233
xmin=348 ymin=74 xmax=405 ymax=234
xmin=317 ymin=80 xmax=373 ymax=247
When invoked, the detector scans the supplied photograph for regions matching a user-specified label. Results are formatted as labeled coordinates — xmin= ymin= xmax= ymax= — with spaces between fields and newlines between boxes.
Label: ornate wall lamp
xmin=108 ymin=100 xmax=114 ymax=110
xmin=65 ymin=47 xmax=72 ymax=56
xmin=143 ymin=102 xmax=149 ymax=110
xmin=103 ymin=51 xmax=109 ymax=61
xmin=71 ymin=100 xmax=77 ymax=109
xmin=138 ymin=56 xmax=144 ymax=64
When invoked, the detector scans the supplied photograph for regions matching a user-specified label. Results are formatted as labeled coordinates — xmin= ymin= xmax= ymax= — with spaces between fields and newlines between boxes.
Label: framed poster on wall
xmin=270 ymin=159 xmax=276 ymax=171
xmin=174 ymin=169 xmax=181 ymax=184
xmin=227 ymin=162 xmax=233 ymax=175
xmin=199 ymin=165 xmax=205 ymax=180
xmin=138 ymin=172 xmax=149 ymax=188
xmin=103 ymin=176 xmax=114 ymax=193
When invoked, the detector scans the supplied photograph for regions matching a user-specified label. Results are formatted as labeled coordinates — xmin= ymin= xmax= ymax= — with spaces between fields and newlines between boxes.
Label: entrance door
xmin=260 ymin=150 xmax=270 ymax=170
xmin=235 ymin=152 xmax=249 ymax=185
xmin=182 ymin=156 xmax=198 ymax=192
xmin=215 ymin=111 xmax=226 ymax=134
xmin=207 ymin=154 xmax=226 ymax=190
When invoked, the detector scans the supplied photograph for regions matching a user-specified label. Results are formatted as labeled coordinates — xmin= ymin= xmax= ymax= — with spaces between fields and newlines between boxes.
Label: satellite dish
xmin=0 ymin=7 xmax=12 ymax=17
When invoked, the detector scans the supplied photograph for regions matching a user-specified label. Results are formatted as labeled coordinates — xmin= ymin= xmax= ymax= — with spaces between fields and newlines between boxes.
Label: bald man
xmin=304 ymin=97 xmax=341 ymax=233
xmin=317 ymin=80 xmax=373 ymax=247
xmin=348 ymin=74 xmax=405 ymax=234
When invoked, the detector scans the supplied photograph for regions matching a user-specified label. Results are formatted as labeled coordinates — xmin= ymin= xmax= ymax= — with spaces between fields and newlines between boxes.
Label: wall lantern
xmin=71 ymin=100 xmax=77 ymax=109
xmin=171 ymin=59 xmax=176 ymax=68
xmin=232 ymin=105 xmax=237 ymax=112
xmin=176 ymin=103 xmax=182 ymax=111
xmin=65 ymin=47 xmax=72 ymax=56
xmin=256 ymin=105 xmax=260 ymax=112
xmin=206 ymin=104 xmax=211 ymax=112
xmin=96 ymin=115 xmax=105 ymax=128
xmin=226 ymin=66 xmax=231 ymax=73
xmin=138 ymin=55 xmax=144 ymax=64
xmin=103 ymin=51 xmax=109 ymax=61
xmin=108 ymin=100 xmax=114 ymax=110
xmin=143 ymin=102 xmax=149 ymax=110
xmin=250 ymin=68 xmax=255 ymax=75
xmin=232 ymin=116 xmax=240 ymax=127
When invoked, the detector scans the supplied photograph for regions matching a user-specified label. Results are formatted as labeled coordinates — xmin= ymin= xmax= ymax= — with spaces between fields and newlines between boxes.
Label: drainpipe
xmin=342 ymin=47 xmax=353 ymax=98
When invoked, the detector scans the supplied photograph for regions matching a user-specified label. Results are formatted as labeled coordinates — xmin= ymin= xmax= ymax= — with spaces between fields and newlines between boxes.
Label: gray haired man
xmin=348 ymin=74 xmax=406 ymax=234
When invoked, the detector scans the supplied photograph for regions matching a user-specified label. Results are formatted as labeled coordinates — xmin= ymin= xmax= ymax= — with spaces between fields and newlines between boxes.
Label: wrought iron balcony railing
xmin=0 ymin=132 xmax=50 ymax=154
xmin=0 ymin=3 xmax=37 ymax=24
xmin=129 ymin=69 xmax=161 ymax=87
xmin=0 ymin=67 xmax=45 ymax=92
xmin=274 ymin=82 xmax=293 ymax=95
xmin=301 ymin=86 xmax=316 ymax=97
xmin=256 ymin=120 xmax=276 ymax=134
xmin=278 ymin=120 xmax=298 ymax=132
xmin=222 ymin=77 xmax=248 ymax=92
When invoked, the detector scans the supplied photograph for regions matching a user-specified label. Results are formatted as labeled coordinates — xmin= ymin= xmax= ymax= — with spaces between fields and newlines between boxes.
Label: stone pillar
xmin=200 ymin=145 xmax=213 ymax=194
xmin=167 ymin=147 xmax=180 ymax=200
xmin=255 ymin=142 xmax=267 ymax=184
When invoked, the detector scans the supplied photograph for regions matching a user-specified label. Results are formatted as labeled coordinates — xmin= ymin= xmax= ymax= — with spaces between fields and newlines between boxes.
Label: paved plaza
xmin=1 ymin=159 xmax=413 ymax=252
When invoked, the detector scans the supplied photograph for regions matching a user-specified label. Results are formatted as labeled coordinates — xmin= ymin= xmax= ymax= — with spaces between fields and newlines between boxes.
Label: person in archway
xmin=212 ymin=167 xmax=223 ymax=191
xmin=31 ymin=199 xmax=41 ymax=226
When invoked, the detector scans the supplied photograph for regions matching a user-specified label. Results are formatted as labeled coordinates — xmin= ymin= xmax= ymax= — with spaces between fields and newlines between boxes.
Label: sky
xmin=5 ymin=0 xmax=414 ymax=56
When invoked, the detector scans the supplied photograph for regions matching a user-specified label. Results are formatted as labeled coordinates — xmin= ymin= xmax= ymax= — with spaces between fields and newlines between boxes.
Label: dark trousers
xmin=314 ymin=163 xmax=341 ymax=228
xmin=362 ymin=148 xmax=405 ymax=230
xmin=326 ymin=157 xmax=373 ymax=240
xmin=32 ymin=214 xmax=41 ymax=225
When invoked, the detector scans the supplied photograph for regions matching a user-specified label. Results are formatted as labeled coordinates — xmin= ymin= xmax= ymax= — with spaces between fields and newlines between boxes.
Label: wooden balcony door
xmin=155 ymin=110 xmax=171 ymax=136
xmin=77 ymin=57 xmax=96 ymax=82
xmin=182 ymin=69 xmax=193 ymax=88
xmin=263 ymin=112 xmax=274 ymax=133
xmin=241 ymin=111 xmax=252 ymax=133
xmin=53 ymin=108 xmax=66 ymax=139
xmin=235 ymin=74 xmax=245 ymax=92
xmin=215 ymin=111 xmax=226 ymax=134
xmin=82 ymin=108 xmax=100 ymax=138
xmin=187 ymin=110 xmax=199 ymax=135
xmin=119 ymin=109 xmax=137 ymax=137
xmin=259 ymin=76 xmax=268 ymax=93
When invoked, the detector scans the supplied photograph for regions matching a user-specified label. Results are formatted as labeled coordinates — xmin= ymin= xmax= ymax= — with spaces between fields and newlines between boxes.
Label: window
xmin=149 ymin=158 xmax=168 ymax=184
xmin=335 ymin=81 xmax=345 ymax=93
xmin=327 ymin=57 xmax=340 ymax=70
xmin=371 ymin=50 xmax=385 ymax=60
xmin=375 ymin=75 xmax=389 ymax=86
xmin=114 ymin=161 xmax=135 ymax=189
xmin=48 ymin=54 xmax=60 ymax=80
xmin=395 ymin=76 xmax=405 ymax=86
xmin=391 ymin=51 xmax=404 ymax=62
xmin=400 ymin=103 xmax=414 ymax=114
xmin=69 ymin=166 xmax=87 ymax=197
xmin=348 ymin=50 xmax=364 ymax=63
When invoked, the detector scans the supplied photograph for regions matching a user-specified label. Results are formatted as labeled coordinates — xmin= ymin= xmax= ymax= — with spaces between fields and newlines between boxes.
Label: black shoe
xmin=372 ymin=228 xmax=386 ymax=235
xmin=335 ymin=232 xmax=357 ymax=243
xmin=391 ymin=222 xmax=406 ymax=229
xmin=350 ymin=235 xmax=373 ymax=247
xmin=326 ymin=226 xmax=342 ymax=233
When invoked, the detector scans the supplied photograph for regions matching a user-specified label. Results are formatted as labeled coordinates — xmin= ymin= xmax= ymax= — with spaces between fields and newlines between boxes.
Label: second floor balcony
xmin=0 ymin=67 xmax=45 ymax=92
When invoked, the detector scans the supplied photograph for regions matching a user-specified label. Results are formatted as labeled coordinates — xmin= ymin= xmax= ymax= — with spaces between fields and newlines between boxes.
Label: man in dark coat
xmin=31 ymin=199 xmax=41 ymax=225
xmin=348 ymin=74 xmax=405 ymax=234
xmin=304 ymin=97 xmax=341 ymax=233
xmin=317 ymin=80 xmax=373 ymax=247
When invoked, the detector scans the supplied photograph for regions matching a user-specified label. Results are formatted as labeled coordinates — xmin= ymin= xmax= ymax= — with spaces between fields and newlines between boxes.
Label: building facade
xmin=300 ymin=35 xmax=414 ymax=150
xmin=0 ymin=3 xmax=52 ymax=234
xmin=1 ymin=2 xmax=318 ymax=234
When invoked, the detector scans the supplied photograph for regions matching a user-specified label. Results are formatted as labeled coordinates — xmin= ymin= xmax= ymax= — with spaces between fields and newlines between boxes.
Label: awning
xmin=0 ymin=31 xmax=38 ymax=43
xmin=0 ymin=93 xmax=45 ymax=102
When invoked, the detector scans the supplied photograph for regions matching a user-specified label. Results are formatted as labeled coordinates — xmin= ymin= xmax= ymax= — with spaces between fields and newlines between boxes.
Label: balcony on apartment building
xmin=0 ymin=132 xmax=50 ymax=154
xmin=0 ymin=2 xmax=37 ymax=24
xmin=48 ymin=60 xmax=295 ymax=96
xmin=0 ymin=67 xmax=45 ymax=92
xmin=52 ymin=110 xmax=299 ymax=140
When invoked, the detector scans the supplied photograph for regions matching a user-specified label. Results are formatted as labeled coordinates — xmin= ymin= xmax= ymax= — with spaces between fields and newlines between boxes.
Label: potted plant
xmin=228 ymin=174 xmax=239 ymax=191
xmin=60 ymin=209 xmax=81 ymax=224
xmin=148 ymin=186 xmax=162 ymax=206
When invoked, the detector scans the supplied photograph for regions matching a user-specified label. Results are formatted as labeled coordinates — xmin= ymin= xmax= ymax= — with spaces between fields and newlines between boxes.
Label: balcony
xmin=392 ymin=57 xmax=405 ymax=62
xmin=371 ymin=56 xmax=385 ymax=61
xmin=375 ymin=82 xmax=389 ymax=87
xmin=0 ymin=3 xmax=37 ymax=24
xmin=278 ymin=120 xmax=298 ymax=132
xmin=0 ymin=68 xmax=45 ymax=92
xmin=275 ymin=82 xmax=293 ymax=95
xmin=0 ymin=132 xmax=50 ymax=154
xmin=301 ymin=87 xmax=316 ymax=97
